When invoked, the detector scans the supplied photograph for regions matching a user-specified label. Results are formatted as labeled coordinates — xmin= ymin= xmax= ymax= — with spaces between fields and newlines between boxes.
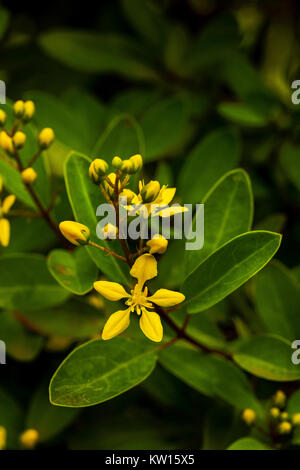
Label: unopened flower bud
xmin=13 ymin=100 xmax=25 ymax=118
xmin=140 ymin=180 xmax=160 ymax=203
xmin=104 ymin=173 xmax=120 ymax=197
xmin=281 ymin=412 xmax=289 ymax=421
xmin=242 ymin=408 xmax=256 ymax=425
xmin=23 ymin=101 xmax=35 ymax=122
xmin=147 ymin=234 xmax=168 ymax=254
xmin=278 ymin=421 xmax=292 ymax=435
xmin=0 ymin=109 xmax=6 ymax=127
xmin=20 ymin=429 xmax=39 ymax=449
xmin=112 ymin=156 xmax=123 ymax=169
xmin=21 ymin=168 xmax=37 ymax=185
xmin=274 ymin=390 xmax=286 ymax=408
xmin=89 ymin=159 xmax=108 ymax=184
xmin=59 ymin=221 xmax=90 ymax=246
xmin=121 ymin=159 xmax=135 ymax=174
xmin=129 ymin=154 xmax=143 ymax=172
xmin=38 ymin=127 xmax=55 ymax=149
xmin=0 ymin=131 xmax=14 ymax=154
xmin=0 ymin=426 xmax=6 ymax=450
xmin=292 ymin=413 xmax=300 ymax=426
xmin=270 ymin=407 xmax=280 ymax=419
xmin=102 ymin=223 xmax=118 ymax=240
xmin=13 ymin=131 xmax=26 ymax=149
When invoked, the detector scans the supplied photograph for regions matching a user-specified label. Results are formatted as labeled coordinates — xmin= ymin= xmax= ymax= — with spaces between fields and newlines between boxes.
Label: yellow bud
xmin=242 ymin=408 xmax=256 ymax=425
xmin=59 ymin=221 xmax=90 ymax=246
xmin=0 ymin=426 xmax=6 ymax=450
xmin=274 ymin=390 xmax=286 ymax=408
xmin=120 ymin=159 xmax=135 ymax=174
xmin=146 ymin=234 xmax=168 ymax=254
xmin=120 ymin=188 xmax=137 ymax=204
xmin=21 ymin=168 xmax=37 ymax=185
xmin=112 ymin=156 xmax=123 ymax=169
xmin=12 ymin=131 xmax=26 ymax=149
xmin=0 ymin=109 xmax=6 ymax=127
xmin=270 ymin=407 xmax=280 ymax=419
xmin=102 ymin=223 xmax=118 ymax=240
xmin=140 ymin=180 xmax=160 ymax=203
xmin=23 ymin=101 xmax=35 ymax=122
xmin=292 ymin=413 xmax=300 ymax=426
xmin=104 ymin=173 xmax=120 ymax=197
xmin=13 ymin=100 xmax=25 ymax=118
xmin=278 ymin=421 xmax=292 ymax=435
xmin=129 ymin=154 xmax=143 ymax=172
xmin=20 ymin=429 xmax=39 ymax=449
xmin=281 ymin=411 xmax=289 ymax=421
xmin=0 ymin=131 xmax=14 ymax=154
xmin=89 ymin=158 xmax=108 ymax=184
xmin=38 ymin=127 xmax=55 ymax=149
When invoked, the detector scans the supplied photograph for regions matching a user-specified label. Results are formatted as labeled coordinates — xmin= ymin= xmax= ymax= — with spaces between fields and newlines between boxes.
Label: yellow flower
xmin=292 ymin=413 xmax=300 ymax=426
xmin=59 ymin=221 xmax=90 ymax=246
xmin=270 ymin=407 xmax=280 ymax=419
xmin=13 ymin=100 xmax=25 ymax=118
xmin=242 ymin=408 xmax=256 ymax=425
xmin=0 ymin=109 xmax=6 ymax=127
xmin=94 ymin=254 xmax=185 ymax=342
xmin=0 ymin=131 xmax=14 ymax=154
xmin=89 ymin=158 xmax=108 ymax=184
xmin=19 ymin=429 xmax=39 ymax=449
xmin=104 ymin=172 xmax=121 ymax=197
xmin=274 ymin=390 xmax=286 ymax=408
xmin=13 ymin=131 xmax=26 ymax=150
xmin=23 ymin=101 xmax=35 ymax=122
xmin=280 ymin=411 xmax=289 ymax=421
xmin=102 ymin=223 xmax=118 ymax=239
xmin=38 ymin=127 xmax=55 ymax=149
xmin=0 ymin=426 xmax=6 ymax=450
xmin=278 ymin=421 xmax=292 ymax=435
xmin=112 ymin=156 xmax=123 ymax=169
xmin=130 ymin=154 xmax=143 ymax=172
xmin=21 ymin=168 xmax=37 ymax=185
xmin=125 ymin=180 xmax=188 ymax=217
xmin=147 ymin=234 xmax=168 ymax=254
xmin=0 ymin=176 xmax=16 ymax=247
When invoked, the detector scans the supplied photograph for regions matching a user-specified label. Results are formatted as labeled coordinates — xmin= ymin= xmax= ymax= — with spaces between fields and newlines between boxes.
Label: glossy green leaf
xmin=178 ymin=128 xmax=241 ymax=203
xmin=26 ymin=381 xmax=79 ymax=442
xmin=159 ymin=343 xmax=262 ymax=414
xmin=254 ymin=261 xmax=300 ymax=341
xmin=0 ymin=310 xmax=43 ymax=362
xmin=227 ymin=437 xmax=271 ymax=450
xmin=233 ymin=335 xmax=300 ymax=381
xmin=19 ymin=300 xmax=104 ymax=340
xmin=183 ymin=231 xmax=281 ymax=313
xmin=184 ymin=169 xmax=253 ymax=277
xmin=64 ymin=151 xmax=129 ymax=284
xmin=47 ymin=247 xmax=98 ymax=295
xmin=0 ymin=254 xmax=70 ymax=310
xmin=280 ymin=143 xmax=300 ymax=191
xmin=50 ymin=338 xmax=157 ymax=407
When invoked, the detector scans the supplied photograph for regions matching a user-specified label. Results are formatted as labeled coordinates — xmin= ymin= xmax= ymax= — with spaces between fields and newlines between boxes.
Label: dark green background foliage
xmin=1 ymin=0 xmax=300 ymax=450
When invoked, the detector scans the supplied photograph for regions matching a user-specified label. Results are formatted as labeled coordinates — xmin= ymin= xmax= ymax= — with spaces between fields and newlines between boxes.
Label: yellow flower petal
xmin=130 ymin=254 xmax=157 ymax=288
xmin=2 ymin=194 xmax=16 ymax=214
xmin=139 ymin=308 xmax=163 ymax=342
xmin=146 ymin=234 xmax=168 ymax=254
xmin=59 ymin=221 xmax=90 ymax=246
xmin=102 ymin=308 xmax=131 ymax=340
xmin=147 ymin=288 xmax=185 ymax=307
xmin=158 ymin=205 xmax=188 ymax=217
xmin=93 ymin=281 xmax=130 ymax=301
xmin=159 ymin=187 xmax=176 ymax=205
xmin=0 ymin=218 xmax=10 ymax=246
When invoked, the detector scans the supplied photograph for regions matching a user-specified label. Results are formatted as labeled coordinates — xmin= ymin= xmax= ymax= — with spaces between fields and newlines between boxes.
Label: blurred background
xmin=1 ymin=0 xmax=300 ymax=449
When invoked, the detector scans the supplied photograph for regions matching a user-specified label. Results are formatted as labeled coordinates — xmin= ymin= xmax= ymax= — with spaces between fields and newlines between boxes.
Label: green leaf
xmin=38 ymin=30 xmax=156 ymax=80
xmin=218 ymin=102 xmax=269 ymax=127
xmin=227 ymin=437 xmax=271 ymax=450
xmin=0 ymin=254 xmax=70 ymax=310
xmin=178 ymin=128 xmax=241 ymax=203
xmin=233 ymin=335 xmax=300 ymax=381
xmin=184 ymin=169 xmax=253 ymax=277
xmin=0 ymin=157 xmax=34 ymax=208
xmin=92 ymin=113 xmax=145 ymax=161
xmin=26 ymin=381 xmax=79 ymax=442
xmin=183 ymin=231 xmax=281 ymax=313
xmin=0 ymin=310 xmax=43 ymax=361
xmin=47 ymin=248 xmax=98 ymax=295
xmin=19 ymin=300 xmax=104 ymax=340
xmin=50 ymin=338 xmax=157 ymax=407
xmin=254 ymin=261 xmax=300 ymax=341
xmin=0 ymin=387 xmax=23 ymax=449
xmin=64 ymin=152 xmax=129 ymax=284
xmin=159 ymin=343 xmax=262 ymax=414
xmin=280 ymin=143 xmax=300 ymax=191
